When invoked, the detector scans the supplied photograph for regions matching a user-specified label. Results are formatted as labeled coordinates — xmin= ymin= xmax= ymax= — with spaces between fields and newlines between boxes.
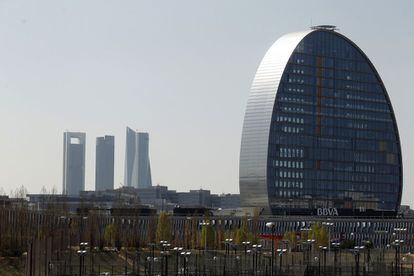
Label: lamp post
xmin=246 ymin=249 xmax=253 ymax=275
xmin=252 ymin=244 xmax=257 ymax=276
xmin=199 ymin=222 xmax=210 ymax=252
xmin=320 ymin=246 xmax=327 ymax=274
xmin=322 ymin=222 xmax=334 ymax=251
xmin=266 ymin=222 xmax=276 ymax=276
xmin=255 ymin=244 xmax=262 ymax=275
xmin=363 ymin=240 xmax=373 ymax=272
xmin=300 ymin=227 xmax=311 ymax=264
xmin=307 ymin=239 xmax=316 ymax=265
xmin=277 ymin=248 xmax=287 ymax=275
xmin=352 ymin=245 xmax=364 ymax=276
xmin=314 ymin=256 xmax=320 ymax=276
xmin=224 ymin=238 xmax=233 ymax=255
xmin=331 ymin=242 xmax=340 ymax=276
xmin=146 ymin=256 xmax=152 ymax=275
xmin=172 ymin=247 xmax=183 ymax=276
xmin=224 ymin=238 xmax=232 ymax=276
xmin=235 ymin=256 xmax=241 ymax=275
xmin=402 ymin=256 xmax=408 ymax=276
xmin=159 ymin=242 xmax=170 ymax=276
xmin=213 ymin=256 xmax=218 ymax=276
xmin=76 ymin=249 xmax=87 ymax=276
xmin=241 ymin=241 xmax=251 ymax=274
xmin=253 ymin=244 xmax=262 ymax=275
xmin=163 ymin=242 xmax=171 ymax=274
xmin=180 ymin=251 xmax=191 ymax=276
xmin=392 ymin=239 xmax=404 ymax=276
xmin=394 ymin=228 xmax=408 ymax=240
xmin=148 ymin=242 xmax=156 ymax=274
xmin=200 ymin=221 xmax=210 ymax=275
xmin=78 ymin=242 xmax=88 ymax=275
xmin=161 ymin=250 xmax=171 ymax=276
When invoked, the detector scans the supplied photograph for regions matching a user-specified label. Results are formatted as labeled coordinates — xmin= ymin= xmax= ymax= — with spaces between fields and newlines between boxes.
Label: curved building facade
xmin=239 ymin=26 xmax=402 ymax=216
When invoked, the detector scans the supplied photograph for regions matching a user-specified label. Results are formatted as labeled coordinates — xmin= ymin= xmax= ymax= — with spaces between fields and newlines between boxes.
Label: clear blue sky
xmin=0 ymin=0 xmax=413 ymax=206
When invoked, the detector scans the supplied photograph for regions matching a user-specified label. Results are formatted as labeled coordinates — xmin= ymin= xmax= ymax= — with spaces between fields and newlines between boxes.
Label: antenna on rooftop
xmin=310 ymin=25 xmax=338 ymax=31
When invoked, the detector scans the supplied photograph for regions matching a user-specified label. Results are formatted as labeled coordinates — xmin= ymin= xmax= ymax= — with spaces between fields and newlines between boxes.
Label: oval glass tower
xmin=239 ymin=26 xmax=402 ymax=216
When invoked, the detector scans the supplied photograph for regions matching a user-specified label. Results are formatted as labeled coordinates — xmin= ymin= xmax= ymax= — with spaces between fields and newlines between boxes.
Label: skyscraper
xmin=63 ymin=132 xmax=86 ymax=196
xmin=95 ymin=135 xmax=115 ymax=191
xmin=124 ymin=127 xmax=152 ymax=188
xmin=239 ymin=26 xmax=402 ymax=216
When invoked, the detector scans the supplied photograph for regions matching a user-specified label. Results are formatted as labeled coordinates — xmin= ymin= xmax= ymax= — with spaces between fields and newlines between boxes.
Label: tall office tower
xmin=239 ymin=25 xmax=402 ymax=216
xmin=124 ymin=127 xmax=152 ymax=188
xmin=95 ymin=135 xmax=115 ymax=191
xmin=63 ymin=132 xmax=86 ymax=196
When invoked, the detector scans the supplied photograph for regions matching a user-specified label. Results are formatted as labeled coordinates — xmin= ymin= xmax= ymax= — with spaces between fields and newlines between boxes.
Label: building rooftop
xmin=310 ymin=25 xmax=338 ymax=31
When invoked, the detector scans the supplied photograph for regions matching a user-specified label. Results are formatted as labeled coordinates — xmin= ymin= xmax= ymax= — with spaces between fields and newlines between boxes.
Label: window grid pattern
xmin=267 ymin=31 xmax=402 ymax=214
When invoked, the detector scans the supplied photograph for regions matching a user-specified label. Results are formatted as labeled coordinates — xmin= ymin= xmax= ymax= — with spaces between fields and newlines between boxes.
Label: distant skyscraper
xmin=124 ymin=127 xmax=152 ymax=188
xmin=95 ymin=135 xmax=115 ymax=191
xmin=63 ymin=132 xmax=86 ymax=196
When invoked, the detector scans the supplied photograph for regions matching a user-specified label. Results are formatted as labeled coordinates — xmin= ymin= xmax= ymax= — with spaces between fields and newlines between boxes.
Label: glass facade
xmin=240 ymin=29 xmax=402 ymax=216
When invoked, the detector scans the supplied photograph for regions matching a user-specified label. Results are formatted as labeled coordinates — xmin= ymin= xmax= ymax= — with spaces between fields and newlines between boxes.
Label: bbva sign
xmin=317 ymin=207 xmax=339 ymax=216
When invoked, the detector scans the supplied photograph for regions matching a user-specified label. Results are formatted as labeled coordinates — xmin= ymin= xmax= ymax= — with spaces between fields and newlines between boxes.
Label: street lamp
xmin=252 ymin=244 xmax=262 ymax=275
xmin=146 ymin=256 xmax=152 ymax=275
xmin=76 ymin=249 xmax=87 ymax=276
xmin=200 ymin=221 xmax=210 ymax=275
xmin=322 ymin=222 xmax=334 ymax=251
xmin=263 ymin=252 xmax=272 ymax=275
xmin=172 ymin=247 xmax=183 ymax=276
xmin=160 ymin=242 xmax=171 ymax=276
xmin=320 ymin=246 xmax=328 ymax=274
xmin=352 ymin=246 xmax=365 ymax=276
xmin=254 ymin=244 xmax=262 ymax=274
xmin=266 ymin=222 xmax=276 ymax=276
xmin=213 ymin=256 xmax=218 ymax=276
xmin=180 ymin=251 xmax=191 ymax=276
xmin=224 ymin=238 xmax=233 ymax=275
xmin=199 ymin=222 xmax=210 ymax=253
xmin=331 ymin=242 xmax=341 ymax=275
xmin=241 ymin=241 xmax=251 ymax=274
xmin=252 ymin=244 xmax=258 ymax=275
xmin=362 ymin=240 xmax=373 ymax=271
xmin=306 ymin=239 xmax=316 ymax=265
xmin=224 ymin=238 xmax=233 ymax=255
xmin=276 ymin=248 xmax=287 ymax=274
xmin=394 ymin=228 xmax=408 ymax=253
xmin=235 ymin=255 xmax=241 ymax=275
xmin=392 ymin=239 xmax=404 ymax=275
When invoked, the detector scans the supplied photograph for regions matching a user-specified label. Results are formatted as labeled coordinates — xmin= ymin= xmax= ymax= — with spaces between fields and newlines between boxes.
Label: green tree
xmin=200 ymin=222 xmax=215 ymax=249
xmin=235 ymin=216 xmax=251 ymax=244
xmin=156 ymin=211 xmax=172 ymax=242
xmin=215 ymin=225 xmax=224 ymax=250
xmin=310 ymin=223 xmax=328 ymax=247
xmin=234 ymin=216 xmax=259 ymax=244
xmin=283 ymin=231 xmax=297 ymax=251
xmin=104 ymin=224 xmax=119 ymax=248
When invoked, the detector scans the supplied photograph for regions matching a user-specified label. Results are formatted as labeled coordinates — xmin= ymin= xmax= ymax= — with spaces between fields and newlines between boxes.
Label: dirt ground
xmin=0 ymin=257 xmax=25 ymax=276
